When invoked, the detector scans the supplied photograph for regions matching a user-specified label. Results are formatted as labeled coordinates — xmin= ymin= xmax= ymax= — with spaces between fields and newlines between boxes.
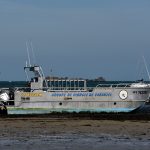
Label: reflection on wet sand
xmin=0 ymin=118 xmax=150 ymax=150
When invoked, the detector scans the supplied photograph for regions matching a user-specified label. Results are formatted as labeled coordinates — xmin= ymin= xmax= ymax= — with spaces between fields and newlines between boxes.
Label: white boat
xmin=0 ymin=64 xmax=150 ymax=115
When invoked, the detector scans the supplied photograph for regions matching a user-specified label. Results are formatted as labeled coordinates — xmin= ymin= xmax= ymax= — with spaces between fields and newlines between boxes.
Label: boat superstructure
xmin=0 ymin=64 xmax=150 ymax=115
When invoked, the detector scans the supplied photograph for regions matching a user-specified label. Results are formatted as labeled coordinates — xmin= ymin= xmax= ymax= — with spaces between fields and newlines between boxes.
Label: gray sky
xmin=0 ymin=0 xmax=150 ymax=81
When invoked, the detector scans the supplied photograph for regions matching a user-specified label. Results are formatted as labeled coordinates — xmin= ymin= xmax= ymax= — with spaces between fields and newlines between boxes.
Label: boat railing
xmin=14 ymin=82 xmax=134 ymax=92
xmin=95 ymin=83 xmax=132 ymax=88
xmin=0 ymin=88 xmax=10 ymax=92
xmin=14 ymin=86 xmax=88 ymax=92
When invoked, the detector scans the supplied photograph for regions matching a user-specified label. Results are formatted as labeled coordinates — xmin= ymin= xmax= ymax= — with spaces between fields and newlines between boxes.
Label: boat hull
xmin=6 ymin=87 xmax=149 ymax=114
xmin=7 ymin=106 xmax=141 ymax=115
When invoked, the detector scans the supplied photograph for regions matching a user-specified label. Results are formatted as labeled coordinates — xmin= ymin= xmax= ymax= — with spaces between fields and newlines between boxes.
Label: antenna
xmin=143 ymin=56 xmax=150 ymax=80
xmin=30 ymin=41 xmax=36 ymax=65
xmin=26 ymin=41 xmax=31 ymax=67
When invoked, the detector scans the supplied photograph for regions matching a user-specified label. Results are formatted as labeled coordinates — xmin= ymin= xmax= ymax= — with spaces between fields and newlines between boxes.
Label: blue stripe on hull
xmin=7 ymin=108 xmax=135 ymax=114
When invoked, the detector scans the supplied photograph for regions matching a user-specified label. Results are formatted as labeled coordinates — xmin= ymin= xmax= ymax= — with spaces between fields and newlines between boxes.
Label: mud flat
xmin=0 ymin=117 xmax=150 ymax=150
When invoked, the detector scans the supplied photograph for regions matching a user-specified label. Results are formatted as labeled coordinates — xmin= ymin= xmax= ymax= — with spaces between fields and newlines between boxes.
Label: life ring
xmin=119 ymin=90 xmax=128 ymax=100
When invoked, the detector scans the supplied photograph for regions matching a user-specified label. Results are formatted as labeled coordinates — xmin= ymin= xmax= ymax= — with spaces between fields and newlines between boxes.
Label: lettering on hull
xmin=51 ymin=92 xmax=112 ymax=97
xmin=21 ymin=92 xmax=43 ymax=97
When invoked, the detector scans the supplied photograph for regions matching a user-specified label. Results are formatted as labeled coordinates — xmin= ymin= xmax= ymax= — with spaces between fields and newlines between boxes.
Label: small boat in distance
xmin=0 ymin=64 xmax=150 ymax=115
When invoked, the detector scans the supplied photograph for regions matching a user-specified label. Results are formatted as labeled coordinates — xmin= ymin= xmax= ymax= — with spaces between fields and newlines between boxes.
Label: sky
xmin=0 ymin=0 xmax=150 ymax=81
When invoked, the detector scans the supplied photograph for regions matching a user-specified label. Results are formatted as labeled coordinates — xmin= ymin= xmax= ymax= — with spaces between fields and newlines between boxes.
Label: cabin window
xmin=31 ymin=77 xmax=38 ymax=82
xmin=35 ymin=77 xmax=38 ymax=82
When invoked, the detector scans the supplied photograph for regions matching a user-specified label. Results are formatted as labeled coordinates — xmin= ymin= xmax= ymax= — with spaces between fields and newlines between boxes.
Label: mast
xmin=26 ymin=42 xmax=31 ymax=67
xmin=143 ymin=56 xmax=150 ymax=81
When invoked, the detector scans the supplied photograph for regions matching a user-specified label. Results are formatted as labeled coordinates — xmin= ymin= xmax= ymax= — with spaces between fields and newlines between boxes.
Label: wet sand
xmin=0 ymin=117 xmax=150 ymax=150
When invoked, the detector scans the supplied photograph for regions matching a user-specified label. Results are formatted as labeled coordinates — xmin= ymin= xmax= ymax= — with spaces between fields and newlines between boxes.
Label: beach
xmin=0 ymin=117 xmax=150 ymax=150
